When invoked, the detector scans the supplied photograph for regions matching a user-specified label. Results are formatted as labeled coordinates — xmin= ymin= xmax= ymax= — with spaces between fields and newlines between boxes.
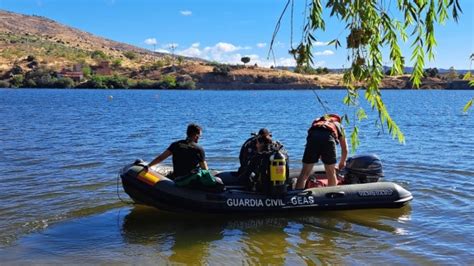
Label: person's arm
xmin=338 ymin=136 xmax=348 ymax=170
xmin=148 ymin=149 xmax=172 ymax=168
xmin=199 ymin=160 xmax=209 ymax=170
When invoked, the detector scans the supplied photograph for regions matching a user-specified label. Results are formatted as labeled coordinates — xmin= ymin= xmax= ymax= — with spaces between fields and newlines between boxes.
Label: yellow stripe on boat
xmin=137 ymin=171 xmax=160 ymax=186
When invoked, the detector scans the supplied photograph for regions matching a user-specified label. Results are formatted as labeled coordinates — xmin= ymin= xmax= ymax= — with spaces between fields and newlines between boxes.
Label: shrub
xmin=24 ymin=79 xmax=37 ymax=88
xmin=133 ymin=79 xmax=158 ymax=89
xmin=82 ymin=75 xmax=107 ymax=88
xmin=153 ymin=60 xmax=165 ymax=69
xmin=157 ymin=75 xmax=176 ymax=89
xmin=177 ymin=80 xmax=196 ymax=89
xmin=0 ymin=80 xmax=10 ymax=88
xmin=82 ymin=65 xmax=92 ymax=78
xmin=106 ymin=75 xmax=130 ymax=88
xmin=26 ymin=61 xmax=39 ymax=69
xmin=24 ymin=67 xmax=56 ymax=87
xmin=123 ymin=51 xmax=138 ymax=60
xmin=91 ymin=50 xmax=107 ymax=60
xmin=10 ymin=75 xmax=24 ymax=88
xmin=424 ymin=68 xmax=439 ymax=78
xmin=112 ymin=59 xmax=122 ymax=68
xmin=10 ymin=65 xmax=23 ymax=75
xmin=26 ymin=55 xmax=36 ymax=62
xmin=54 ymin=77 xmax=75 ymax=88
xmin=212 ymin=65 xmax=231 ymax=76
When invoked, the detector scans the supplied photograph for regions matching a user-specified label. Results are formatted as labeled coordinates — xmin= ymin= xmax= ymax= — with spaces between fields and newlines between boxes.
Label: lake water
xmin=0 ymin=89 xmax=473 ymax=264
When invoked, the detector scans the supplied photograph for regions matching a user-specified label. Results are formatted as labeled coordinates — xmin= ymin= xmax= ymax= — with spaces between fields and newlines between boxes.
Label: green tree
xmin=271 ymin=0 xmax=463 ymax=150
xmin=82 ymin=65 xmax=92 ymax=78
xmin=447 ymin=67 xmax=458 ymax=81
xmin=424 ymin=68 xmax=439 ymax=78
xmin=54 ymin=77 xmax=75 ymax=88
xmin=177 ymin=56 xmax=185 ymax=66
xmin=10 ymin=75 xmax=24 ymax=87
xmin=158 ymin=75 xmax=176 ymax=89
xmin=241 ymin=56 xmax=251 ymax=66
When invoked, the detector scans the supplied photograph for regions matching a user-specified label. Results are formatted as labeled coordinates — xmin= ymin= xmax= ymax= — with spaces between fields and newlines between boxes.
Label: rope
xmin=311 ymin=89 xmax=330 ymax=114
xmin=116 ymin=170 xmax=134 ymax=205
xmin=268 ymin=0 xmax=292 ymax=65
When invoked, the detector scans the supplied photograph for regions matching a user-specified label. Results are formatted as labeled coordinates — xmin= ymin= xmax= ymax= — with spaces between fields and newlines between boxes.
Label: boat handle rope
xmin=116 ymin=170 xmax=134 ymax=205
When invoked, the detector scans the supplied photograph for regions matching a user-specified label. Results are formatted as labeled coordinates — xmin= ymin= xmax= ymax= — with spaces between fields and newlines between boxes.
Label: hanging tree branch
xmin=269 ymin=0 xmax=463 ymax=150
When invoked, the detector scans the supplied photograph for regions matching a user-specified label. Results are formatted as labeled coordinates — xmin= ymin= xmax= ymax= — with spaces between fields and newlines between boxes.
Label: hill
xmin=0 ymin=9 xmax=470 ymax=90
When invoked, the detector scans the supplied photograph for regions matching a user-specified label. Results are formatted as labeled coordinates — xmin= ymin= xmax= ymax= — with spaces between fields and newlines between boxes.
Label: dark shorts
xmin=302 ymin=129 xmax=337 ymax=165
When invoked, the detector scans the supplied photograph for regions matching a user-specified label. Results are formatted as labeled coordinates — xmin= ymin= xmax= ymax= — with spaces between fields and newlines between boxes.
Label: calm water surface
xmin=0 ymin=89 xmax=473 ymax=264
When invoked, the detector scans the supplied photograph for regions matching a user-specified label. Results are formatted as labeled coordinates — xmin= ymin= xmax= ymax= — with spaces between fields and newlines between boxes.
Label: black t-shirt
xmin=167 ymin=139 xmax=205 ymax=178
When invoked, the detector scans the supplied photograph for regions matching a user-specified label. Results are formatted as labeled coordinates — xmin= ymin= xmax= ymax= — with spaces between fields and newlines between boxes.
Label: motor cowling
xmin=344 ymin=154 xmax=384 ymax=184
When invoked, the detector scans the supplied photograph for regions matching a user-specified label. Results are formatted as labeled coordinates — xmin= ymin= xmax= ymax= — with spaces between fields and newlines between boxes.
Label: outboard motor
xmin=344 ymin=154 xmax=384 ymax=184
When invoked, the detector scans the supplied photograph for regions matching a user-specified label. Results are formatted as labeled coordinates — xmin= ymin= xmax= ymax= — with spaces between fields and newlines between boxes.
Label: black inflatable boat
xmin=120 ymin=154 xmax=413 ymax=213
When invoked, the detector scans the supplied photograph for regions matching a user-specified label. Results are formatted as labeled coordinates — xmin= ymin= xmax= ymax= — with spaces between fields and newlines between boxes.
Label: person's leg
xmin=296 ymin=163 xmax=314 ymax=189
xmin=324 ymin=163 xmax=337 ymax=186
xmin=320 ymin=138 xmax=338 ymax=186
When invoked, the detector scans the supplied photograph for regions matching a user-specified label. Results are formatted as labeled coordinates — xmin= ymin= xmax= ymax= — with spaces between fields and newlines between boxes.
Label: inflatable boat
xmin=120 ymin=154 xmax=413 ymax=213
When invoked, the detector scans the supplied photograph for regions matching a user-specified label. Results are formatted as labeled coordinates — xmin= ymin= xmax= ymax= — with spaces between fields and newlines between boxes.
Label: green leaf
xmin=463 ymin=71 xmax=471 ymax=80
xmin=356 ymin=108 xmax=368 ymax=121
xmin=350 ymin=126 xmax=360 ymax=153
xmin=463 ymin=99 xmax=473 ymax=113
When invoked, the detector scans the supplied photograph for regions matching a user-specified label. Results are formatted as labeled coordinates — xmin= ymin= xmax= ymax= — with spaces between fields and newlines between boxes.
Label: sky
xmin=0 ymin=0 xmax=473 ymax=69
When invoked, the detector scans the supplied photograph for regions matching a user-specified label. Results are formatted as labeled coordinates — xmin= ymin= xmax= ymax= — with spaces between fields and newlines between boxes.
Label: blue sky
xmin=1 ymin=0 xmax=472 ymax=69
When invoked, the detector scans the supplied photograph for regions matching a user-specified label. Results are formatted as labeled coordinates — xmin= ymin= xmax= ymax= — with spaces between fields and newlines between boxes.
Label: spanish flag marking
xmin=137 ymin=171 xmax=160 ymax=186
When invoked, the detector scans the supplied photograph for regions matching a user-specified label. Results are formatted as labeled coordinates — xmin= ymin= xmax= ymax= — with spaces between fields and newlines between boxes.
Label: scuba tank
xmin=269 ymin=151 xmax=287 ymax=195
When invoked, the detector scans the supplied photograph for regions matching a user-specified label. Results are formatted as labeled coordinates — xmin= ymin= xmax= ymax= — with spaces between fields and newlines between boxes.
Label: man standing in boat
xmin=296 ymin=114 xmax=348 ymax=188
xmin=146 ymin=123 xmax=222 ymax=186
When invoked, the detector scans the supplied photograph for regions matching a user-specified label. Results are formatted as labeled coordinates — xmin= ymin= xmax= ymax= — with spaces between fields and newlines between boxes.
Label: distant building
xmin=58 ymin=67 xmax=83 ymax=82
xmin=94 ymin=61 xmax=112 ymax=76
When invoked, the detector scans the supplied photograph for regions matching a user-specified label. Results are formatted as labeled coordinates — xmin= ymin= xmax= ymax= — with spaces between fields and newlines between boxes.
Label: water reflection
xmin=121 ymin=205 xmax=412 ymax=264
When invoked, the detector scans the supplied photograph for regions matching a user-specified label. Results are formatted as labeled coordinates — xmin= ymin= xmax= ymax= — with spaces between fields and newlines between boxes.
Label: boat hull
xmin=120 ymin=164 xmax=413 ymax=213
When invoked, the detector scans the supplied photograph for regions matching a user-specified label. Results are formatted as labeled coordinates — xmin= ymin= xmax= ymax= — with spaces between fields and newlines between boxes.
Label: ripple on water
xmin=60 ymin=161 xmax=105 ymax=170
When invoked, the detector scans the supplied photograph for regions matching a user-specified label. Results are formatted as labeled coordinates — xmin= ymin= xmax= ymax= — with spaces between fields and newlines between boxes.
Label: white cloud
xmin=180 ymin=10 xmax=192 ymax=16
xmin=256 ymin=43 xmax=267 ymax=48
xmin=212 ymin=42 xmax=240 ymax=53
xmin=314 ymin=50 xmax=334 ymax=56
xmin=179 ymin=43 xmax=201 ymax=57
xmin=175 ymin=41 xmax=302 ymax=68
xmin=144 ymin=38 xmax=157 ymax=46
xmin=314 ymin=41 xmax=329 ymax=46
xmin=156 ymin=49 xmax=170 ymax=54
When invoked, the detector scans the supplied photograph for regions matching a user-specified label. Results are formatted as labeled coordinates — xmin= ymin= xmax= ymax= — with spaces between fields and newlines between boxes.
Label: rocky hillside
xmin=0 ymin=9 xmax=470 ymax=90
xmin=0 ymin=9 xmax=175 ymax=71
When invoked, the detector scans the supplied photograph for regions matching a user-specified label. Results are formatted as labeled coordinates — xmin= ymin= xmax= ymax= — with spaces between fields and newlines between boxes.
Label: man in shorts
xmin=295 ymin=114 xmax=348 ymax=188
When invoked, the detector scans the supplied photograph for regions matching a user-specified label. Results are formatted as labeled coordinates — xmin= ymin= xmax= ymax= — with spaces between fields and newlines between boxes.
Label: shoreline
xmin=1 ymin=85 xmax=472 ymax=90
